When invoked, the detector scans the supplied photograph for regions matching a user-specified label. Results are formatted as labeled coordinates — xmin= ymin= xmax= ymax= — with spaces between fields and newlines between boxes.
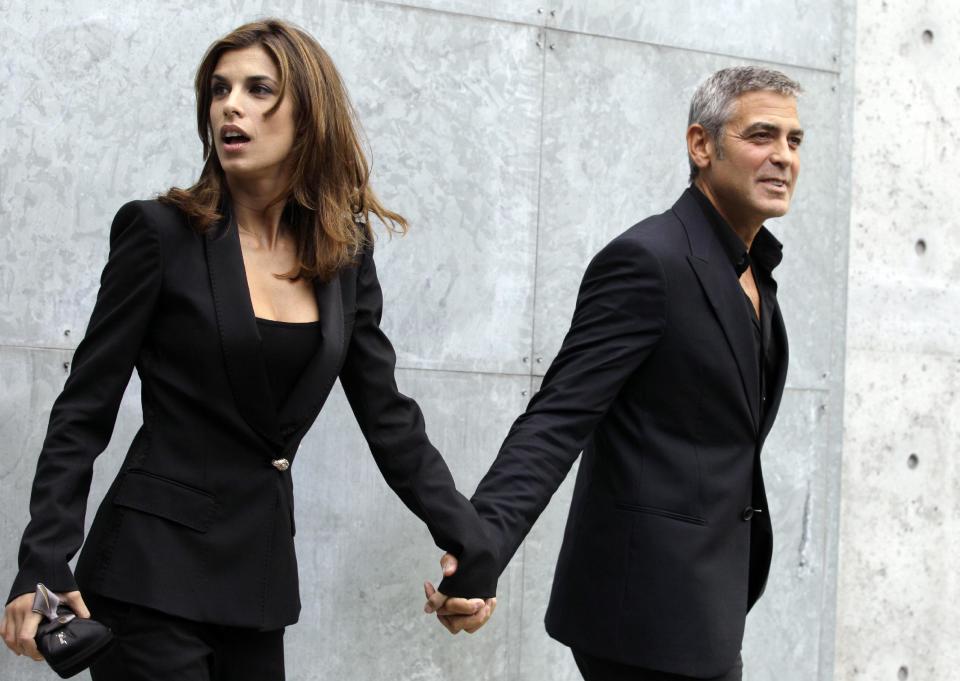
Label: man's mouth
xmin=759 ymin=178 xmax=789 ymax=190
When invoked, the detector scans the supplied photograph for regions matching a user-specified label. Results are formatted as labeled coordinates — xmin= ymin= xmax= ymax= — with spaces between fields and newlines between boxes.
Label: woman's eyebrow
xmin=209 ymin=74 xmax=278 ymax=85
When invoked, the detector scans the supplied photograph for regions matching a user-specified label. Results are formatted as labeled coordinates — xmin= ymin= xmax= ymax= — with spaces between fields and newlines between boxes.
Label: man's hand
xmin=423 ymin=553 xmax=497 ymax=634
xmin=1 ymin=590 xmax=90 ymax=661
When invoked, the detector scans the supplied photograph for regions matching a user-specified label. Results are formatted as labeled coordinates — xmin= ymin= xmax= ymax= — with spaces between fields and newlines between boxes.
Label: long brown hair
xmin=160 ymin=18 xmax=407 ymax=281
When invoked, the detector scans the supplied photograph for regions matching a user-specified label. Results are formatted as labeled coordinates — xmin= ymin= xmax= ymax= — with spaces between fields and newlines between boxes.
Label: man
xmin=427 ymin=66 xmax=803 ymax=680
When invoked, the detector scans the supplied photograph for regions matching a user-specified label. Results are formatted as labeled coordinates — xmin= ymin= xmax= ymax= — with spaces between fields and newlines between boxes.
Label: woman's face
xmin=209 ymin=45 xmax=296 ymax=184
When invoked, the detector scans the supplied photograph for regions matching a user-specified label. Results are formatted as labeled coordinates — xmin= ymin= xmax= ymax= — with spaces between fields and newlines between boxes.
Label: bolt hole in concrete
xmin=922 ymin=29 xmax=934 ymax=43
xmin=898 ymin=666 xmax=909 ymax=680
xmin=907 ymin=453 xmax=919 ymax=469
xmin=915 ymin=239 xmax=926 ymax=255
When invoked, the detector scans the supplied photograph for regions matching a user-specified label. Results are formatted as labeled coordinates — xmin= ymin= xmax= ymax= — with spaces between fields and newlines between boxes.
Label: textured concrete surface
xmin=837 ymin=1 xmax=960 ymax=679
xmin=380 ymin=0 xmax=548 ymax=26
xmin=550 ymin=0 xmax=843 ymax=72
xmin=342 ymin=6 xmax=542 ymax=375
xmin=289 ymin=371 xmax=528 ymax=681
xmin=532 ymin=30 xmax=846 ymax=392
xmin=381 ymin=0 xmax=843 ymax=71
xmin=743 ymin=389 xmax=833 ymax=681
xmin=0 ymin=1 xmax=855 ymax=680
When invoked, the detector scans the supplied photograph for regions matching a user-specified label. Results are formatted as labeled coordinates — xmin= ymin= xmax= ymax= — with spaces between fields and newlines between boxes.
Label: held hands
xmin=423 ymin=553 xmax=496 ymax=635
xmin=1 ymin=590 xmax=90 ymax=661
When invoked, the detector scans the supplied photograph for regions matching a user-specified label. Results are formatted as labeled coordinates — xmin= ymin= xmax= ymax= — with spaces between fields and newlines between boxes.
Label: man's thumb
xmin=440 ymin=553 xmax=458 ymax=576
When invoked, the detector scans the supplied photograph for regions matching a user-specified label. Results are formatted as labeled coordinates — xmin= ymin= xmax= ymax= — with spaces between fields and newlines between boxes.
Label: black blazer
xmin=471 ymin=189 xmax=788 ymax=677
xmin=8 ymin=200 xmax=497 ymax=630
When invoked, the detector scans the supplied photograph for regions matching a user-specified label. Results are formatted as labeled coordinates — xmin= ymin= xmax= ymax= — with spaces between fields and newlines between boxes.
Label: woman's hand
xmin=1 ymin=590 xmax=90 ymax=660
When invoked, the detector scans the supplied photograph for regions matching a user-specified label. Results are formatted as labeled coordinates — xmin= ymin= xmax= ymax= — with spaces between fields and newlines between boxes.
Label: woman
xmin=1 ymin=19 xmax=495 ymax=680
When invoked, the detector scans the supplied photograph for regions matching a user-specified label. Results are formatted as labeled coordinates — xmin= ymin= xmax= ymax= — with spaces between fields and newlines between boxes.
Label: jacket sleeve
xmin=338 ymin=244 xmax=498 ymax=599
xmin=471 ymin=236 xmax=668 ymax=572
xmin=7 ymin=202 xmax=163 ymax=604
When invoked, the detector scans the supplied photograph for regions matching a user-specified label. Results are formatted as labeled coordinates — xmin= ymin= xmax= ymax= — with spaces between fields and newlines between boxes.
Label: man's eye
xmin=789 ymin=137 xmax=803 ymax=147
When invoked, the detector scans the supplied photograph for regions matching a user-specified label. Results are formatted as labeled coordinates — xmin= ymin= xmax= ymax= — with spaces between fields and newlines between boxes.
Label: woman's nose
xmin=222 ymin=93 xmax=243 ymax=119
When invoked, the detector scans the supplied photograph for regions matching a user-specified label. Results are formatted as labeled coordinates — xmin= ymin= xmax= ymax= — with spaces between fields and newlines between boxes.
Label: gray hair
xmin=687 ymin=66 xmax=802 ymax=182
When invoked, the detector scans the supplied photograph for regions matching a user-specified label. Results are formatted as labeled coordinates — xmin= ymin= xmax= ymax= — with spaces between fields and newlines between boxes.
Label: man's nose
xmin=768 ymin=138 xmax=793 ymax=167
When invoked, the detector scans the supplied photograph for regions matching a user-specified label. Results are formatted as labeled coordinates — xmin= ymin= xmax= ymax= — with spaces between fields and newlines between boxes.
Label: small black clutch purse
xmin=32 ymin=584 xmax=115 ymax=678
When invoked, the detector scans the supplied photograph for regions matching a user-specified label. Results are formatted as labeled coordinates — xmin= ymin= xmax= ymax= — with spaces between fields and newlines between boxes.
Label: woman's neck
xmin=225 ymin=174 xmax=289 ymax=249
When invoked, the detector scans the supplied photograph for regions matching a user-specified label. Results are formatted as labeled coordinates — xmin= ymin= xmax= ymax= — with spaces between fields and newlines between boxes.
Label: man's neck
xmin=693 ymin=178 xmax=762 ymax=250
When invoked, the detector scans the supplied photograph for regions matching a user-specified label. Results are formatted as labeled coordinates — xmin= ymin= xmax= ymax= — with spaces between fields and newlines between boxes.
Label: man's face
xmin=701 ymin=91 xmax=803 ymax=229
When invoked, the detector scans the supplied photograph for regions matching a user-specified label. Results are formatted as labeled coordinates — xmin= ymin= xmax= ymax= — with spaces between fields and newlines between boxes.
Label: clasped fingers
xmin=422 ymin=580 xmax=496 ymax=635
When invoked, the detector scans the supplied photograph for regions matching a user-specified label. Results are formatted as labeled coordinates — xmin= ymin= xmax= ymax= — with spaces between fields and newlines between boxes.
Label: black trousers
xmin=573 ymin=650 xmax=743 ymax=681
xmin=86 ymin=593 xmax=285 ymax=681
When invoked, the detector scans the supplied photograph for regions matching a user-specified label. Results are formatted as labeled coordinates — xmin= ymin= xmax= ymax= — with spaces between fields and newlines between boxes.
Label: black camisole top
xmin=255 ymin=317 xmax=322 ymax=406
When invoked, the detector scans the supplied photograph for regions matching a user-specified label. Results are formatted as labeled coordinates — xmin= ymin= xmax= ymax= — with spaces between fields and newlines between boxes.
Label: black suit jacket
xmin=9 ymin=200 xmax=497 ymax=629
xmin=471 ymin=189 xmax=788 ymax=677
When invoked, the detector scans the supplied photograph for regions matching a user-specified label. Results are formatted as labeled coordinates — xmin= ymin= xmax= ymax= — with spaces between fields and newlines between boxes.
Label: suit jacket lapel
xmin=674 ymin=191 xmax=761 ymax=432
xmin=277 ymin=272 xmax=345 ymax=434
xmin=760 ymin=306 xmax=789 ymax=442
xmin=204 ymin=217 xmax=284 ymax=448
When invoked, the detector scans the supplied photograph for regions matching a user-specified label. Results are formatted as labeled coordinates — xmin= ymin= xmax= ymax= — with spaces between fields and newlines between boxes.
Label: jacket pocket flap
xmin=614 ymin=502 xmax=707 ymax=526
xmin=113 ymin=471 xmax=216 ymax=533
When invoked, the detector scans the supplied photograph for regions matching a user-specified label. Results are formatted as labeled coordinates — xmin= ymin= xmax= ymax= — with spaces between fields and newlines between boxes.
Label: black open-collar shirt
xmin=690 ymin=185 xmax=784 ymax=426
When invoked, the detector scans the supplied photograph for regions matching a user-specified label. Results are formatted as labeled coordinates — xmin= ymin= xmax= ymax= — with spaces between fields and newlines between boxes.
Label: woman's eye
xmin=251 ymin=84 xmax=273 ymax=95
xmin=211 ymin=84 xmax=228 ymax=97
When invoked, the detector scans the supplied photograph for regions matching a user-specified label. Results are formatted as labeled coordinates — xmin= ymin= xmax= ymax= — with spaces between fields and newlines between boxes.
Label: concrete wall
xmin=836 ymin=1 xmax=960 ymax=679
xmin=1 ymin=1 xmax=854 ymax=679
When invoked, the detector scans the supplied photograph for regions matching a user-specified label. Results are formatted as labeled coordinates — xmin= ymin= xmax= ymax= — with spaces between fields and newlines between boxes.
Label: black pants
xmin=573 ymin=650 xmax=743 ymax=681
xmin=86 ymin=593 xmax=285 ymax=681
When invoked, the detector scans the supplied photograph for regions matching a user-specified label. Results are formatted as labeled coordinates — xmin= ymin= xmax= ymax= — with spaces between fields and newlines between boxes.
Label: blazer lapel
xmin=674 ymin=192 xmax=761 ymax=432
xmin=760 ymin=306 xmax=789 ymax=442
xmin=276 ymin=271 xmax=345 ymax=435
xmin=204 ymin=217 xmax=283 ymax=448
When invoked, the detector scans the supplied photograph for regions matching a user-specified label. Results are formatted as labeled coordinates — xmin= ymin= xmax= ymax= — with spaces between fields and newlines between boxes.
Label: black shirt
xmin=256 ymin=317 xmax=322 ymax=409
xmin=690 ymin=185 xmax=784 ymax=426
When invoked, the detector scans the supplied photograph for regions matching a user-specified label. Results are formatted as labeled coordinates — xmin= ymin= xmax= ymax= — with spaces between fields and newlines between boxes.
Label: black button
xmin=741 ymin=506 xmax=755 ymax=521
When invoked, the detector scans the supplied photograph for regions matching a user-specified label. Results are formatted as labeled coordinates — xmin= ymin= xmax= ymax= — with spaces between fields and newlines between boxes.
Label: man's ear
xmin=686 ymin=123 xmax=713 ymax=174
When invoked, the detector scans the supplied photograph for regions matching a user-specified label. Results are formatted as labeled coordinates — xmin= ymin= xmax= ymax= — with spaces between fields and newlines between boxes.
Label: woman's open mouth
xmin=221 ymin=128 xmax=251 ymax=153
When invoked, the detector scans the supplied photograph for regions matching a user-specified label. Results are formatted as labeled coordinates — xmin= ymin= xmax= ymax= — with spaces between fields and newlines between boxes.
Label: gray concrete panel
xmin=838 ymin=1 xmax=960 ymax=677
xmin=549 ymin=0 xmax=843 ymax=72
xmin=289 ymin=368 xmax=529 ymax=680
xmin=375 ymin=0 xmax=548 ymax=26
xmin=837 ymin=351 xmax=960 ymax=679
xmin=532 ymin=30 xmax=843 ymax=392
xmin=2 ymin=1 xmax=542 ymax=377
xmin=742 ymin=388 xmax=832 ymax=680
xmin=0 ymin=1 xmax=237 ymax=350
xmin=847 ymin=281 xmax=960 ymax=357
xmin=843 ymin=0 xmax=960 ymax=359
xmin=774 ymin=70 xmax=847 ymax=391
xmin=328 ymin=7 xmax=543 ymax=375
